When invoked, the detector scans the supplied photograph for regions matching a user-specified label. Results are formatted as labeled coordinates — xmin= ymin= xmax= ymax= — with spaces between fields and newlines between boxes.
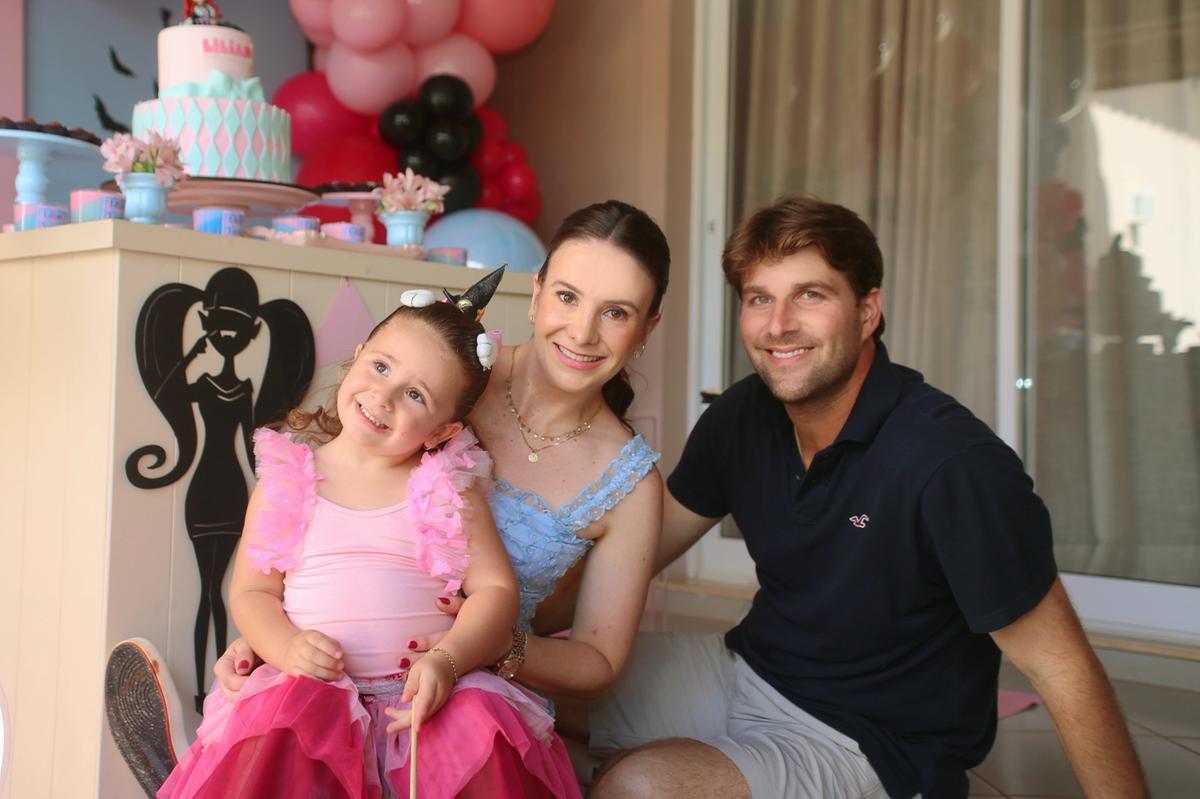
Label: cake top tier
xmin=157 ymin=24 xmax=255 ymax=98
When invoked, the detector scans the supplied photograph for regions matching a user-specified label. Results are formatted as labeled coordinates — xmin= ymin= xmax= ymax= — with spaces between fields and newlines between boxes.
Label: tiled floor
xmin=970 ymin=663 xmax=1200 ymax=798
xmin=655 ymin=614 xmax=1200 ymax=798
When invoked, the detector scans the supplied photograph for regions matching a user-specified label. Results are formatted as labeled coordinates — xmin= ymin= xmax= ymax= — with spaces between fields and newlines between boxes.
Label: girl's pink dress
xmin=159 ymin=428 xmax=581 ymax=799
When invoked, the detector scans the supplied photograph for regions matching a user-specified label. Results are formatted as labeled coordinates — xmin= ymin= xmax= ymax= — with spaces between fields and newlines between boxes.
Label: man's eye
xmin=406 ymin=388 xmax=425 ymax=404
xmin=747 ymin=295 xmax=770 ymax=306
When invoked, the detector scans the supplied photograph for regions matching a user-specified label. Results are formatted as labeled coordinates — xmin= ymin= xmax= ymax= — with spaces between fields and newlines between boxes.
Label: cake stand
xmin=0 ymin=129 xmax=102 ymax=204
xmin=306 ymin=191 xmax=381 ymax=243
xmin=165 ymin=176 xmax=319 ymax=218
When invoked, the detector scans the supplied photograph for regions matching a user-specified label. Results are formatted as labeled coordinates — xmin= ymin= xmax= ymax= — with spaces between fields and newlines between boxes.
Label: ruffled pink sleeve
xmin=407 ymin=427 xmax=493 ymax=595
xmin=245 ymin=428 xmax=320 ymax=575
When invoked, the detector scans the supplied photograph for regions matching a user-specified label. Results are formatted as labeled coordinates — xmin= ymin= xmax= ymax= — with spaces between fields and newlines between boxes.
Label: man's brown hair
xmin=722 ymin=195 xmax=885 ymax=338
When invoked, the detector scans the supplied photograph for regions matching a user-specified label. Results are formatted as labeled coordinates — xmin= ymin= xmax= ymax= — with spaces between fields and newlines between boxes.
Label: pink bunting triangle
xmin=315 ymin=278 xmax=376 ymax=368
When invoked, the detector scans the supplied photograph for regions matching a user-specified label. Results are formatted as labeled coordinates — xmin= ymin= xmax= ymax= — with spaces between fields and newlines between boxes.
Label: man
xmin=586 ymin=196 xmax=1146 ymax=798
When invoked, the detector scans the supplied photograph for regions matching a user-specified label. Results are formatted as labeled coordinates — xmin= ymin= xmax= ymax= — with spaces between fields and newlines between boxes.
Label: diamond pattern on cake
xmin=242 ymin=104 xmax=258 ymax=138
xmin=202 ymin=100 xmax=222 ymax=137
xmin=167 ymin=104 xmax=184 ymax=137
xmin=243 ymin=148 xmax=259 ymax=178
xmin=223 ymin=103 xmax=241 ymax=137
xmin=203 ymin=145 xmax=221 ymax=173
xmin=187 ymin=142 xmax=204 ymax=174
xmin=186 ymin=102 xmax=203 ymax=133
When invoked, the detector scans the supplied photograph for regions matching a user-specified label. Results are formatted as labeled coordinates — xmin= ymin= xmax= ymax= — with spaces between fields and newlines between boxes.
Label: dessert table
xmin=0 ymin=221 xmax=533 ymax=798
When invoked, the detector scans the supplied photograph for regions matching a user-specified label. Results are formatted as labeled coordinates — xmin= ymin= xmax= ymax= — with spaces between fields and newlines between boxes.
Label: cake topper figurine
xmin=184 ymin=0 xmax=222 ymax=24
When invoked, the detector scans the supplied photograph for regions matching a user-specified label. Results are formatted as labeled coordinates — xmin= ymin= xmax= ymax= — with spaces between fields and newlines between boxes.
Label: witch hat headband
xmin=444 ymin=265 xmax=506 ymax=322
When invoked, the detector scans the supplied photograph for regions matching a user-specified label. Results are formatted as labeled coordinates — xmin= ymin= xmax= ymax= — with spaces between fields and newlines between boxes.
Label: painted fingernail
xmin=399 ymin=658 xmax=411 ymax=668
xmin=237 ymin=660 xmax=251 ymax=671
xmin=408 ymin=640 xmax=418 ymax=650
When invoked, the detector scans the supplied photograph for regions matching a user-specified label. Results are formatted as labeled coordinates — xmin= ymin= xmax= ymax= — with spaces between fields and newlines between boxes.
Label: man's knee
xmin=589 ymin=739 xmax=750 ymax=799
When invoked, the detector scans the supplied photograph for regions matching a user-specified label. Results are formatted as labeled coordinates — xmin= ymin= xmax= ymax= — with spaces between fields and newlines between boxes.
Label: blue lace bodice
xmin=488 ymin=435 xmax=661 ymax=630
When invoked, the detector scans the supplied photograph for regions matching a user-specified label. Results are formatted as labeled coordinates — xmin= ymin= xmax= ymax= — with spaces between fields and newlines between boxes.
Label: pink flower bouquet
xmin=101 ymin=131 xmax=187 ymax=188
xmin=377 ymin=168 xmax=451 ymax=216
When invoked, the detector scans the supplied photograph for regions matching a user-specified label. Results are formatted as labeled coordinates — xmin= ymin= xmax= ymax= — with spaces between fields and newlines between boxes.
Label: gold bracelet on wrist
xmin=428 ymin=646 xmax=458 ymax=683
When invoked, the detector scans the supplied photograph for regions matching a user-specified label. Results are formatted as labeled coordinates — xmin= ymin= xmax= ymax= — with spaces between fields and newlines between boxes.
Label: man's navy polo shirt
xmin=667 ymin=342 xmax=1058 ymax=799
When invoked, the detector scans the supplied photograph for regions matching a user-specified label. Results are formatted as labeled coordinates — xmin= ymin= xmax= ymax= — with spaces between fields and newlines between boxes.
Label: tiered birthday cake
xmin=132 ymin=11 xmax=291 ymax=182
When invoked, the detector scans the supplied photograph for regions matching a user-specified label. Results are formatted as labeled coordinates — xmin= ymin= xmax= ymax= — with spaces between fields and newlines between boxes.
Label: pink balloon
xmin=312 ymin=46 xmax=330 ymax=72
xmin=415 ymin=33 xmax=495 ymax=108
xmin=273 ymin=71 xmax=370 ymax=158
xmin=403 ymin=0 xmax=461 ymax=46
xmin=302 ymin=22 xmax=336 ymax=47
xmin=290 ymin=0 xmax=333 ymax=31
xmin=331 ymin=0 xmax=407 ymax=52
xmin=456 ymin=0 xmax=553 ymax=55
xmin=325 ymin=40 xmax=417 ymax=115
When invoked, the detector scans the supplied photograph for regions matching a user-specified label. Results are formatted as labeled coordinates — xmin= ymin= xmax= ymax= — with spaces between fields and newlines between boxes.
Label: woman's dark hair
xmin=537 ymin=200 xmax=670 ymax=419
xmin=285 ymin=302 xmax=488 ymax=441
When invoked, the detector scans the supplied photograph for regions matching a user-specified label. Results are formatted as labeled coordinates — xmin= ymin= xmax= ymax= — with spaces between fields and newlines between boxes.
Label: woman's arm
xmin=515 ymin=468 xmax=663 ymax=699
xmin=229 ymin=485 xmax=343 ymax=679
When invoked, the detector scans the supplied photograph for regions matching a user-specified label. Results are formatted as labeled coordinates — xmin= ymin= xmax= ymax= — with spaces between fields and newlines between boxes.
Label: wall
xmin=489 ymin=0 xmax=696 ymax=462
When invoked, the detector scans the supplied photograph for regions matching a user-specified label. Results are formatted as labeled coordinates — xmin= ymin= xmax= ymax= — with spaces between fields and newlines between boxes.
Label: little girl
xmin=159 ymin=271 xmax=581 ymax=798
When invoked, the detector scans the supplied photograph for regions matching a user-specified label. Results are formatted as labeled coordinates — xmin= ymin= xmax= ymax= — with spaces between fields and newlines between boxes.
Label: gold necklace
xmin=505 ymin=350 xmax=600 ymax=463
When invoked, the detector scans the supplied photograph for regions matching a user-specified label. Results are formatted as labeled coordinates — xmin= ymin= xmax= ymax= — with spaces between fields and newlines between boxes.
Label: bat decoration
xmin=94 ymin=94 xmax=131 ymax=134
xmin=109 ymin=46 xmax=135 ymax=77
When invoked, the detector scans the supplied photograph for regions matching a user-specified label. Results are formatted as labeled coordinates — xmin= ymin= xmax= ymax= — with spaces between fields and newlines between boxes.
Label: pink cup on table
xmin=321 ymin=222 xmax=366 ymax=243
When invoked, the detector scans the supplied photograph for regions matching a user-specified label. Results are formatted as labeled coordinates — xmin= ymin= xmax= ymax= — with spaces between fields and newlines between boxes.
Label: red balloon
xmin=476 ymin=107 xmax=508 ymax=142
xmin=478 ymin=177 xmax=504 ymax=209
xmin=503 ymin=188 xmax=542 ymax=226
xmin=503 ymin=141 xmax=527 ymax=165
xmin=470 ymin=139 xmax=507 ymax=179
xmin=297 ymin=132 xmax=398 ymax=187
xmin=273 ymin=72 xmax=370 ymax=158
xmin=499 ymin=162 xmax=537 ymax=202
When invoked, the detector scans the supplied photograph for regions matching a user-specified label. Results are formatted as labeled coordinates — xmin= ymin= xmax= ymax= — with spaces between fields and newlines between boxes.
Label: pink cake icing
xmin=158 ymin=24 xmax=254 ymax=95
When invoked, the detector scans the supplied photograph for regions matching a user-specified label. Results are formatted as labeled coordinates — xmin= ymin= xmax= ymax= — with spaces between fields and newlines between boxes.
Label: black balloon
xmin=399 ymin=148 xmax=439 ymax=178
xmin=438 ymin=162 xmax=482 ymax=213
xmin=418 ymin=74 xmax=475 ymax=121
xmin=463 ymin=113 xmax=483 ymax=155
xmin=426 ymin=119 xmax=471 ymax=163
xmin=378 ymin=100 xmax=428 ymax=149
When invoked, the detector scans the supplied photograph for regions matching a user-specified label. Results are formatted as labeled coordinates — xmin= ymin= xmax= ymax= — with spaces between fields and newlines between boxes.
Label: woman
xmin=108 ymin=200 xmax=671 ymax=790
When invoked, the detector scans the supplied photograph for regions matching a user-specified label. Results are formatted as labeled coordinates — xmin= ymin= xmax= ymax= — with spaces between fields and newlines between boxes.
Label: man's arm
xmin=990 ymin=578 xmax=1147 ymax=798
xmin=655 ymin=490 xmax=723 ymax=573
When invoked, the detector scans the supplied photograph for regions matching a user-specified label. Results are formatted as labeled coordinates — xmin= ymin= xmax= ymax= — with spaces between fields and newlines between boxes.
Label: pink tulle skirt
xmin=158 ymin=666 xmax=581 ymax=799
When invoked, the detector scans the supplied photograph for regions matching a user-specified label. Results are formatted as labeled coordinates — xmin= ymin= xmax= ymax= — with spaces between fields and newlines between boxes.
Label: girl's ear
xmin=353 ymin=342 xmax=364 ymax=360
xmin=423 ymin=421 xmax=464 ymax=451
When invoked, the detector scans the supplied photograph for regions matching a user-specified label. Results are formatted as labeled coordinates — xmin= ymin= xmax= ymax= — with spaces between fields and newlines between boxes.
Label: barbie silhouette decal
xmin=126 ymin=267 xmax=315 ymax=710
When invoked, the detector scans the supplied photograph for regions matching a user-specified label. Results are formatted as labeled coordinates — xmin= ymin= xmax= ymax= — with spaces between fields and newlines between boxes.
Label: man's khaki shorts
xmin=590 ymin=632 xmax=888 ymax=799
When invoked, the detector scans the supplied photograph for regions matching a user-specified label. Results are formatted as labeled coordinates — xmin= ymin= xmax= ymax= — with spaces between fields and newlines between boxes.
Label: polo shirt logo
xmin=849 ymin=514 xmax=870 ymax=528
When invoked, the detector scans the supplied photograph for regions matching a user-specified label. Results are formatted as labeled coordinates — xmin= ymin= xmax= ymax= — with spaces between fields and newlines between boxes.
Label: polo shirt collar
xmin=833 ymin=340 xmax=902 ymax=445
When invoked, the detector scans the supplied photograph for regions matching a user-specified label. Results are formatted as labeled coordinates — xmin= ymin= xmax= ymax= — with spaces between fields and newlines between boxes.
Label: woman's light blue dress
xmin=488 ymin=435 xmax=661 ymax=630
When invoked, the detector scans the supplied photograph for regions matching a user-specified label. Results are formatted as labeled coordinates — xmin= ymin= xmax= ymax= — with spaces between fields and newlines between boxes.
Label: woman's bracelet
xmin=428 ymin=646 xmax=458 ymax=683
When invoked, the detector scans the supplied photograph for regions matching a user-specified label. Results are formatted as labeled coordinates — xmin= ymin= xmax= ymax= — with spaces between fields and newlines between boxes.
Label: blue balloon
xmin=423 ymin=209 xmax=547 ymax=273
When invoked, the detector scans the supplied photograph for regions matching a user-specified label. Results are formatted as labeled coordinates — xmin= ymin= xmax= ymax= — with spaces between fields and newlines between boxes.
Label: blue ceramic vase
xmin=380 ymin=210 xmax=429 ymax=247
xmin=120 ymin=172 xmax=170 ymax=224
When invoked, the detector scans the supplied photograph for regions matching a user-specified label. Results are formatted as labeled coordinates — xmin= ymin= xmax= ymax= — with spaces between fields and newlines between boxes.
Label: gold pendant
xmin=528 ymin=451 xmax=539 ymax=463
